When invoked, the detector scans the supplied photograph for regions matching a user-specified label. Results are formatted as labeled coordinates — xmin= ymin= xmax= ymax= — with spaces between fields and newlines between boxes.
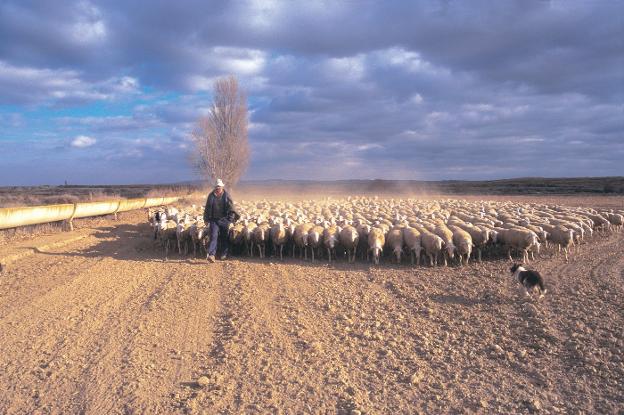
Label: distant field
xmin=1 ymin=177 xmax=623 ymax=208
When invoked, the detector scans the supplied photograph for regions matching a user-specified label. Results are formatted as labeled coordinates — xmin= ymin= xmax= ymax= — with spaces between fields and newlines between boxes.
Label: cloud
xmin=0 ymin=60 xmax=140 ymax=105
xmin=0 ymin=0 xmax=622 ymax=184
xmin=71 ymin=135 xmax=96 ymax=147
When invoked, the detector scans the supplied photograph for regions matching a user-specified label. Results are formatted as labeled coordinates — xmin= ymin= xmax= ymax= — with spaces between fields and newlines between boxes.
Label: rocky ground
xmin=0 ymin=196 xmax=622 ymax=414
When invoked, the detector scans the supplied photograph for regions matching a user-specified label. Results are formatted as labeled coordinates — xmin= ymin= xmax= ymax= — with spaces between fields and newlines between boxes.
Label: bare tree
xmin=190 ymin=76 xmax=250 ymax=187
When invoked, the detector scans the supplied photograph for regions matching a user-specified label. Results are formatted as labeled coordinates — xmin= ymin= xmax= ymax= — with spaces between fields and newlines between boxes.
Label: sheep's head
xmin=393 ymin=246 xmax=402 ymax=260
xmin=489 ymin=230 xmax=498 ymax=243
xmin=445 ymin=243 xmax=456 ymax=258
xmin=325 ymin=234 xmax=337 ymax=249
xmin=373 ymin=246 xmax=382 ymax=263
xmin=309 ymin=231 xmax=320 ymax=245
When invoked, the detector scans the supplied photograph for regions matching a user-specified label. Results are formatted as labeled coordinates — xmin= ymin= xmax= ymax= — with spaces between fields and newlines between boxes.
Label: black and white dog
xmin=510 ymin=263 xmax=547 ymax=299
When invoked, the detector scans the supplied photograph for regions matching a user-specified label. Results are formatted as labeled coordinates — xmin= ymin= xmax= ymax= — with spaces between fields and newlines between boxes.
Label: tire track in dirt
xmin=503 ymin=231 xmax=624 ymax=413
xmin=110 ymin=260 xmax=220 ymax=414
xmin=0 ymin=234 xmax=106 ymax=319
xmin=0 ymin=222 xmax=218 ymax=414
xmin=186 ymin=259 xmax=302 ymax=414
xmin=0 ymin=235 xmax=160 ymax=412
xmin=253 ymin=262 xmax=430 ymax=414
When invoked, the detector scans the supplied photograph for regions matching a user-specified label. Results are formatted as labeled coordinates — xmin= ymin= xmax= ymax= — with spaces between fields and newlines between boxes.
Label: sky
xmin=0 ymin=0 xmax=623 ymax=185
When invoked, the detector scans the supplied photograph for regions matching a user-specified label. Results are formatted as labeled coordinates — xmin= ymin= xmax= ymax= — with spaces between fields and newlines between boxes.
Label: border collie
xmin=510 ymin=263 xmax=547 ymax=299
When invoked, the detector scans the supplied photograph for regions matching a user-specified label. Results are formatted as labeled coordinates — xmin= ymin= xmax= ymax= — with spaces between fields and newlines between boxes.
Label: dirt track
xmin=0 ymin=208 xmax=623 ymax=414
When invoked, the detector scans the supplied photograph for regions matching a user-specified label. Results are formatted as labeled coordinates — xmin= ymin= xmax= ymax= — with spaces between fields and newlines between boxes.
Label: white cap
xmin=215 ymin=178 xmax=225 ymax=187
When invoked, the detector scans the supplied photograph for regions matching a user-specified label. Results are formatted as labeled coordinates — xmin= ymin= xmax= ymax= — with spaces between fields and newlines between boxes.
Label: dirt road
xmin=0 ymin=210 xmax=622 ymax=414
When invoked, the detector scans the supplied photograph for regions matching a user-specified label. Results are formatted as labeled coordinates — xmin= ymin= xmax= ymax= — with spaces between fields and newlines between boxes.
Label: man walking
xmin=203 ymin=179 xmax=234 ymax=263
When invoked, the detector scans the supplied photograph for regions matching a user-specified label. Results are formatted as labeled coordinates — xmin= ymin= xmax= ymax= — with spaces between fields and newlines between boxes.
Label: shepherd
xmin=203 ymin=178 xmax=237 ymax=262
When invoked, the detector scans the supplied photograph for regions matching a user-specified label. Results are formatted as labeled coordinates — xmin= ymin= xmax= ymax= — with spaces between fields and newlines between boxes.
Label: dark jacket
xmin=203 ymin=190 xmax=234 ymax=222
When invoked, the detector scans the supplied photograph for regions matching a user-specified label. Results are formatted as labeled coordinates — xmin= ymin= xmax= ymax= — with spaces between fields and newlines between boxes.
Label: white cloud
xmin=326 ymin=55 xmax=365 ymax=82
xmin=184 ymin=47 xmax=267 ymax=92
xmin=410 ymin=93 xmax=424 ymax=104
xmin=71 ymin=135 xmax=97 ymax=148
xmin=377 ymin=47 xmax=441 ymax=75
xmin=70 ymin=1 xmax=107 ymax=44
xmin=0 ymin=61 xmax=140 ymax=105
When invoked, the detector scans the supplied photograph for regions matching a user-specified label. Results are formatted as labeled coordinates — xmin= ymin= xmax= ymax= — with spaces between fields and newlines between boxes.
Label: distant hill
xmin=233 ymin=177 xmax=624 ymax=195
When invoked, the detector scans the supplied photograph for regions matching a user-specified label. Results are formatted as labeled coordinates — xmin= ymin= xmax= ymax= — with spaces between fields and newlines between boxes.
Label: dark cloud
xmin=0 ymin=0 xmax=622 ymax=185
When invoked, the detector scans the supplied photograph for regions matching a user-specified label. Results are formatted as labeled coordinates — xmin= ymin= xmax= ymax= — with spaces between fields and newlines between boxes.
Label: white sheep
xmin=307 ymin=225 xmax=325 ymax=262
xmin=542 ymin=224 xmax=574 ymax=261
xmin=420 ymin=230 xmax=444 ymax=267
xmin=448 ymin=225 xmax=473 ymax=266
xmin=368 ymin=227 xmax=385 ymax=265
xmin=293 ymin=223 xmax=314 ymax=259
xmin=322 ymin=225 xmax=340 ymax=262
xmin=385 ymin=228 xmax=404 ymax=264
xmin=270 ymin=222 xmax=288 ymax=260
xmin=497 ymin=228 xmax=540 ymax=263
xmin=433 ymin=224 xmax=455 ymax=266
xmin=252 ymin=222 xmax=271 ymax=258
xmin=402 ymin=227 xmax=422 ymax=265
xmin=339 ymin=225 xmax=359 ymax=263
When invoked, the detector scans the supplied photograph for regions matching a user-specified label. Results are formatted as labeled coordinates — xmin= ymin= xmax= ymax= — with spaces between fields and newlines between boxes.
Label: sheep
xmin=322 ymin=225 xmax=340 ymax=262
xmin=585 ymin=213 xmax=611 ymax=233
xmin=156 ymin=196 xmax=612 ymax=265
xmin=385 ymin=228 xmax=404 ymax=264
xmin=448 ymin=225 xmax=473 ymax=266
xmin=149 ymin=208 xmax=167 ymax=240
xmin=368 ymin=227 xmax=386 ymax=265
xmin=270 ymin=222 xmax=288 ymax=260
xmin=433 ymin=224 xmax=455 ymax=266
xmin=165 ymin=206 xmax=179 ymax=219
xmin=157 ymin=220 xmax=178 ymax=261
xmin=176 ymin=220 xmax=191 ymax=255
xmin=293 ymin=223 xmax=314 ymax=259
xmin=607 ymin=213 xmax=623 ymax=232
xmin=228 ymin=222 xmax=246 ymax=255
xmin=243 ymin=220 xmax=258 ymax=256
xmin=189 ymin=221 xmax=207 ymax=257
xmin=420 ymin=230 xmax=444 ymax=267
xmin=252 ymin=222 xmax=271 ymax=258
xmin=356 ymin=223 xmax=371 ymax=260
xmin=541 ymin=224 xmax=574 ymax=261
xmin=455 ymin=223 xmax=489 ymax=262
xmin=308 ymin=225 xmax=325 ymax=262
xmin=339 ymin=225 xmax=359 ymax=263
xmin=402 ymin=227 xmax=422 ymax=265
xmin=497 ymin=228 xmax=540 ymax=263
xmin=523 ymin=224 xmax=549 ymax=247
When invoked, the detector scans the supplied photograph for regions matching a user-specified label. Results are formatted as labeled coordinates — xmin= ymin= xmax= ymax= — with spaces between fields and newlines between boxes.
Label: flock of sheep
xmin=148 ymin=197 xmax=623 ymax=265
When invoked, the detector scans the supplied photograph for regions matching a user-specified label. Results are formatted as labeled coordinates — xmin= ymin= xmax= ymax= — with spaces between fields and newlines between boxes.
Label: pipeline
xmin=0 ymin=197 xmax=179 ymax=230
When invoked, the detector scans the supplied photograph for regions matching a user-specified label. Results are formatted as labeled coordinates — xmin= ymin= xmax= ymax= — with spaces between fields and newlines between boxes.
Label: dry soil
xmin=0 ymin=199 xmax=622 ymax=414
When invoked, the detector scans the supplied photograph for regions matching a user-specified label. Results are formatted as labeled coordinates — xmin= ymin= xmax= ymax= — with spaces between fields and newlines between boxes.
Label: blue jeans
xmin=207 ymin=218 xmax=230 ymax=256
